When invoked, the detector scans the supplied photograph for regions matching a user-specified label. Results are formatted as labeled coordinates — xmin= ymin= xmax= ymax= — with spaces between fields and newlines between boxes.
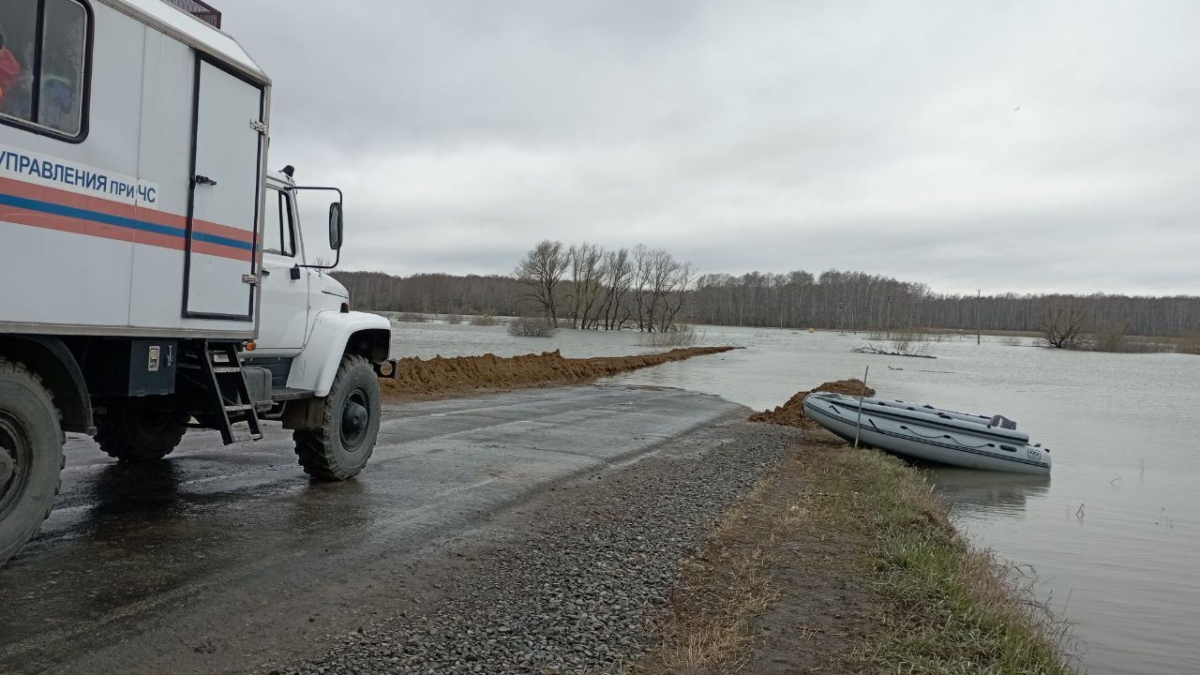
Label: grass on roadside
xmin=806 ymin=448 xmax=1074 ymax=674
xmin=639 ymin=439 xmax=1075 ymax=675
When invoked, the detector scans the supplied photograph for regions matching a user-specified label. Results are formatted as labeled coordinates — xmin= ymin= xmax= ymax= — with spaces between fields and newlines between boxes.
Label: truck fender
xmin=0 ymin=336 xmax=94 ymax=435
xmin=287 ymin=311 xmax=391 ymax=397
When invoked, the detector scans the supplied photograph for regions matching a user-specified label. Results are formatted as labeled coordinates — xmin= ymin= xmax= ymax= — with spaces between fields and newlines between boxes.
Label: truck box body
xmin=0 ymin=0 xmax=270 ymax=339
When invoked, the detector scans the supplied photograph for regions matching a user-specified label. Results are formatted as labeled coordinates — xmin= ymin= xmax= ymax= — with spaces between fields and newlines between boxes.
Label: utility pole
xmin=976 ymin=289 xmax=982 ymax=345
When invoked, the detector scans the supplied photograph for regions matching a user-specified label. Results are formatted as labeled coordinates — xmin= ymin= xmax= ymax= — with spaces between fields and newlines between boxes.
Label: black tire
xmin=293 ymin=354 xmax=380 ymax=481
xmin=0 ymin=357 xmax=64 ymax=567
xmin=94 ymin=405 xmax=188 ymax=462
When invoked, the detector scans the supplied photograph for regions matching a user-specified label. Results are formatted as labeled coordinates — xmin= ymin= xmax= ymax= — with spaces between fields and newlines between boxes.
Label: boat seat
xmin=989 ymin=415 xmax=1017 ymax=430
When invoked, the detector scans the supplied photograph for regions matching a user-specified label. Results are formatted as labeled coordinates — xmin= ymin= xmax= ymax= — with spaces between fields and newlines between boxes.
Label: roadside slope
xmin=638 ymin=439 xmax=1074 ymax=674
xmin=639 ymin=381 xmax=1074 ymax=674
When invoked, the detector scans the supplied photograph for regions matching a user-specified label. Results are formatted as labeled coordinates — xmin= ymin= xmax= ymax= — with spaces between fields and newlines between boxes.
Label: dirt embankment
xmin=378 ymin=346 xmax=736 ymax=400
xmin=748 ymin=378 xmax=874 ymax=430
xmin=638 ymin=443 xmax=1074 ymax=675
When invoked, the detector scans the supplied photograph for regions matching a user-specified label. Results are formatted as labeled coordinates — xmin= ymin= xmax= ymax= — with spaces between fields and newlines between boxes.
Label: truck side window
xmin=263 ymin=188 xmax=296 ymax=257
xmin=0 ymin=0 xmax=89 ymax=139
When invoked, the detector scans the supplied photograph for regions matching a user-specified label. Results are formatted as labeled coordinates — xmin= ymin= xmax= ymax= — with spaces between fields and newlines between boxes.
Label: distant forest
xmin=333 ymin=268 xmax=1200 ymax=338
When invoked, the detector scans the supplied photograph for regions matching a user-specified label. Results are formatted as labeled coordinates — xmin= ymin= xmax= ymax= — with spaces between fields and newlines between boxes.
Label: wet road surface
xmin=0 ymin=385 xmax=742 ymax=675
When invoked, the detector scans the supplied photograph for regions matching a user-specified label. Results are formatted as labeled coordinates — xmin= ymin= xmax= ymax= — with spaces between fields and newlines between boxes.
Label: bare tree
xmin=1091 ymin=319 xmax=1129 ymax=352
xmin=630 ymin=246 xmax=691 ymax=332
xmin=1040 ymin=305 xmax=1091 ymax=349
xmin=566 ymin=243 xmax=606 ymax=329
xmin=657 ymin=261 xmax=693 ymax=332
xmin=598 ymin=248 xmax=634 ymax=330
xmin=515 ymin=240 xmax=569 ymax=323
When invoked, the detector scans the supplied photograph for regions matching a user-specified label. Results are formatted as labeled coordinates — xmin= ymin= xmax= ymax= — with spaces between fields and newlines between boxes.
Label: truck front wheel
xmin=0 ymin=357 xmax=64 ymax=566
xmin=293 ymin=354 xmax=380 ymax=481
xmin=94 ymin=405 xmax=188 ymax=462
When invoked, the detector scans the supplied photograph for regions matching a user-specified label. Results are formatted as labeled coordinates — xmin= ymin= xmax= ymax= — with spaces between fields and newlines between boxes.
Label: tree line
xmin=334 ymin=262 xmax=1200 ymax=337
xmin=331 ymin=271 xmax=525 ymax=317
xmin=687 ymin=272 xmax=1200 ymax=337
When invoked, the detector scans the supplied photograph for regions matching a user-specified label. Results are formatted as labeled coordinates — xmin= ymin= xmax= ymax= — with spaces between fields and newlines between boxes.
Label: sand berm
xmin=377 ymin=346 xmax=736 ymax=399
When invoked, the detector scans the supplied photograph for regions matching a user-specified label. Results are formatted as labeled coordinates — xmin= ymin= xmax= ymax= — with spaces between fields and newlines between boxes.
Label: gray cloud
xmin=225 ymin=0 xmax=1199 ymax=295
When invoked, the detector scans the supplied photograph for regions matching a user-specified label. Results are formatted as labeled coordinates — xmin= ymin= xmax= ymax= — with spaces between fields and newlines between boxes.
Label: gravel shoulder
xmin=260 ymin=419 xmax=807 ymax=675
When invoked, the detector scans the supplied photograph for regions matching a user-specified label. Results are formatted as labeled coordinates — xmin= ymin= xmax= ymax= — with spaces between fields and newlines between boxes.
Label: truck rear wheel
xmin=293 ymin=354 xmax=380 ymax=481
xmin=0 ymin=358 xmax=64 ymax=566
xmin=95 ymin=405 xmax=188 ymax=462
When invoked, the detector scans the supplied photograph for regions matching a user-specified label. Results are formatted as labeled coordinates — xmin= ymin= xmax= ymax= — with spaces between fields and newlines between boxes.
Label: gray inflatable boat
xmin=803 ymin=392 xmax=1052 ymax=474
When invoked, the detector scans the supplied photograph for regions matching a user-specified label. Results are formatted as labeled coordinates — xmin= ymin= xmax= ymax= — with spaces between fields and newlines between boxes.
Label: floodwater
xmin=389 ymin=316 xmax=1200 ymax=675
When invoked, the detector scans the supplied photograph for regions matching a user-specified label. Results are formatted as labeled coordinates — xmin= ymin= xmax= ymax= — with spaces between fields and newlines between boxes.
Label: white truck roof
xmin=98 ymin=0 xmax=269 ymax=85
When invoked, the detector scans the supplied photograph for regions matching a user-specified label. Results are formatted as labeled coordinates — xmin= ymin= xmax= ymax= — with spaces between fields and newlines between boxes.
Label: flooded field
xmin=388 ymin=315 xmax=1200 ymax=675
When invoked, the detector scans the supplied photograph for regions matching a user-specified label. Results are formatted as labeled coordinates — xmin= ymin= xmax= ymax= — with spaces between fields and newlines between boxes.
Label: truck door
xmin=255 ymin=187 xmax=310 ymax=353
xmin=182 ymin=57 xmax=265 ymax=320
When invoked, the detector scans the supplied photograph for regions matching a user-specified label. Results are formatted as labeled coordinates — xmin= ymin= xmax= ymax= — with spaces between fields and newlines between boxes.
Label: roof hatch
xmin=161 ymin=0 xmax=222 ymax=29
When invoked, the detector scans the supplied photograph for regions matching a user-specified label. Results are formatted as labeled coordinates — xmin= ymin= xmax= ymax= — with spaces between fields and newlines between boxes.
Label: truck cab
xmin=252 ymin=169 xmax=390 ymax=404
xmin=0 ymin=0 xmax=392 ymax=566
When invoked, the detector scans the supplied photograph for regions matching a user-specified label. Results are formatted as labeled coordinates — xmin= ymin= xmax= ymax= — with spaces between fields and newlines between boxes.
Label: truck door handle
xmin=260 ymin=269 xmax=271 ymax=276
xmin=194 ymin=175 xmax=218 ymax=186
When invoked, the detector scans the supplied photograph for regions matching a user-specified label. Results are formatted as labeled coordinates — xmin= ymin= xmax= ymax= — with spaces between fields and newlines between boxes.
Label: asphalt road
xmin=0 ymin=385 xmax=743 ymax=675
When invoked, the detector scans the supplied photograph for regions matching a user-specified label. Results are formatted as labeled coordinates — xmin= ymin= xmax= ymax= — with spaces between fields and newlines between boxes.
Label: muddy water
xmin=391 ymin=318 xmax=1200 ymax=675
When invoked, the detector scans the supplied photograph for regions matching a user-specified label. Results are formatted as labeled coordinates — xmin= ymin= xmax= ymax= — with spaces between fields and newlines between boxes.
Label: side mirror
xmin=328 ymin=202 xmax=343 ymax=251
xmin=291 ymin=184 xmax=344 ymax=270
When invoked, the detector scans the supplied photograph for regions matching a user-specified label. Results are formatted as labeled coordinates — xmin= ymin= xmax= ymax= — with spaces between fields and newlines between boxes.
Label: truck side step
xmin=190 ymin=341 xmax=264 ymax=446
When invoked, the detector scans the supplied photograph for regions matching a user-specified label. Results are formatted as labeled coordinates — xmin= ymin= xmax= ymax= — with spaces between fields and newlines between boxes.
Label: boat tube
xmin=802 ymin=392 xmax=1052 ymax=474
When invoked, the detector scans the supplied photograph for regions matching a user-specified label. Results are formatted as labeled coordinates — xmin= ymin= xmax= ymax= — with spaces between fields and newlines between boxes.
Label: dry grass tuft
xmin=638 ymin=324 xmax=702 ymax=348
xmin=468 ymin=314 xmax=498 ymax=326
xmin=1181 ymin=335 xmax=1200 ymax=355
xmin=507 ymin=316 xmax=558 ymax=337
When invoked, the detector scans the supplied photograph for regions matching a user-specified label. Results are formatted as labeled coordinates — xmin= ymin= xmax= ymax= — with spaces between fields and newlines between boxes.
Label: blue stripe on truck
xmin=0 ymin=191 xmax=255 ymax=251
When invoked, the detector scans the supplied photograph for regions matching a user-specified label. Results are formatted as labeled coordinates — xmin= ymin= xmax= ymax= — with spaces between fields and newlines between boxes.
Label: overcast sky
xmin=224 ymin=1 xmax=1198 ymax=296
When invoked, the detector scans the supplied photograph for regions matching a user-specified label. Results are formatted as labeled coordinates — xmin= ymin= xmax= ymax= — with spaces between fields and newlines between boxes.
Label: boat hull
xmin=803 ymin=393 xmax=1051 ymax=475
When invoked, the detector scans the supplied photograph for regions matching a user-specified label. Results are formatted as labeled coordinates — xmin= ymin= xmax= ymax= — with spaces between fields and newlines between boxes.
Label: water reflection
xmin=286 ymin=478 xmax=375 ymax=544
xmin=82 ymin=460 xmax=188 ymax=519
xmin=929 ymin=467 xmax=1051 ymax=518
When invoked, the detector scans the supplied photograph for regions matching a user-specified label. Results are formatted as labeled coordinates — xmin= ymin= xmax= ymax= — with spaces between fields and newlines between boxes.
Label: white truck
xmin=0 ymin=0 xmax=392 ymax=565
